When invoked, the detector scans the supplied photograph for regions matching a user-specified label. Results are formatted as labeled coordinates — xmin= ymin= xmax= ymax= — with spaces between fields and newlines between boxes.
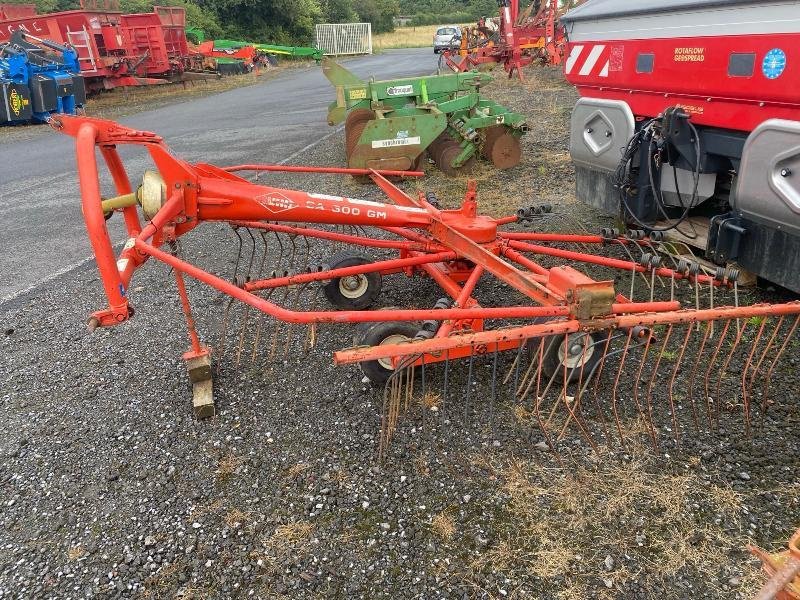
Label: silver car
xmin=433 ymin=26 xmax=461 ymax=54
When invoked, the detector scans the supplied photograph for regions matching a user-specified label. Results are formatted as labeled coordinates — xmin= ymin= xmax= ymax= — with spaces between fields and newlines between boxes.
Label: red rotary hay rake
xmin=56 ymin=115 xmax=800 ymax=454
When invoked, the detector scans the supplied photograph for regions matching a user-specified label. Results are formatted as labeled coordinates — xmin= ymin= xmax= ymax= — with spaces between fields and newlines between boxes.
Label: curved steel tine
xmin=703 ymin=318 xmax=732 ymax=427
xmin=234 ymin=305 xmax=251 ymax=370
xmin=750 ymin=316 xmax=784 ymax=414
xmin=216 ymin=296 xmax=236 ymax=374
xmin=712 ymin=318 xmax=747 ymax=416
xmin=463 ymin=348 xmax=476 ymax=425
xmin=287 ymin=235 xmax=298 ymax=270
xmin=442 ymin=349 xmax=450 ymax=424
xmin=609 ymin=240 xmax=650 ymax=289
xmin=231 ymin=226 xmax=244 ymax=283
xmin=244 ymin=227 xmax=257 ymax=281
xmin=669 ymin=325 xmax=696 ymax=434
xmin=272 ymin=231 xmax=285 ymax=271
xmin=740 ymin=317 xmax=768 ymax=434
xmin=645 ymin=324 xmax=673 ymax=443
xmin=530 ymin=337 xmax=560 ymax=459
xmin=631 ymin=330 xmax=658 ymax=449
xmin=556 ymin=334 xmax=598 ymax=451
xmin=250 ymin=288 xmax=276 ymax=363
xmin=255 ymin=231 xmax=270 ymax=280
xmin=503 ymin=341 xmax=526 ymax=386
xmin=687 ymin=322 xmax=713 ymax=427
xmin=610 ymin=329 xmax=635 ymax=445
xmin=304 ymin=287 xmax=324 ymax=352
xmin=489 ymin=347 xmax=499 ymax=427
xmin=760 ymin=314 xmax=800 ymax=418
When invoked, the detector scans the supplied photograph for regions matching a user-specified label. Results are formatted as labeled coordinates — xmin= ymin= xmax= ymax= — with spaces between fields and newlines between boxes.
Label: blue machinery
xmin=1 ymin=31 xmax=86 ymax=125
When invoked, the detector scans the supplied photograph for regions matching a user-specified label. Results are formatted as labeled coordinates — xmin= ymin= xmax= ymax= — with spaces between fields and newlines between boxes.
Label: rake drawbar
xmin=56 ymin=115 xmax=800 ymax=454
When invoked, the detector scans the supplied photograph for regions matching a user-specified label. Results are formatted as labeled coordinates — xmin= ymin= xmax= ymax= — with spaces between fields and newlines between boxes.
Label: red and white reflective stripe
xmin=565 ymin=44 xmax=610 ymax=78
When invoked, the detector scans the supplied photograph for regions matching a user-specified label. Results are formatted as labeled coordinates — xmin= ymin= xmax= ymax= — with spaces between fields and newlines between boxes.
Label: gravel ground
xmin=1 ymin=66 xmax=799 ymax=599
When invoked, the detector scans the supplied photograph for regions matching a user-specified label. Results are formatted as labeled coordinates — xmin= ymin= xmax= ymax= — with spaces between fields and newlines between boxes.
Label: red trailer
xmin=0 ymin=4 xmax=36 ymax=20
xmin=0 ymin=1 xmax=188 ymax=90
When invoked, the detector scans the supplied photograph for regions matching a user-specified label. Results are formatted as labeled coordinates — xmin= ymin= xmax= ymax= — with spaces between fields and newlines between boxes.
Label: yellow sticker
xmin=9 ymin=89 xmax=23 ymax=116
xmin=349 ymin=88 xmax=367 ymax=100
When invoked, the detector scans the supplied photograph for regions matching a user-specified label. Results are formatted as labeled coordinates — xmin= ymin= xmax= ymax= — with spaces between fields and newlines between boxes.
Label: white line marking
xmin=278 ymin=125 xmax=344 ymax=165
xmin=579 ymin=45 xmax=606 ymax=76
xmin=565 ymin=45 xmax=583 ymax=75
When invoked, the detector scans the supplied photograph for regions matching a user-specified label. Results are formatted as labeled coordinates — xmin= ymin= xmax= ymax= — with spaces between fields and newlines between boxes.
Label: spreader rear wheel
xmin=323 ymin=252 xmax=382 ymax=310
xmin=357 ymin=321 xmax=421 ymax=384
xmin=483 ymin=126 xmax=521 ymax=169
xmin=541 ymin=332 xmax=602 ymax=384
xmin=436 ymin=140 xmax=476 ymax=177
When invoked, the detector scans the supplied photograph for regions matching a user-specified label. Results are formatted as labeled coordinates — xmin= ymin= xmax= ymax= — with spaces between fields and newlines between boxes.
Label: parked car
xmin=433 ymin=26 xmax=460 ymax=54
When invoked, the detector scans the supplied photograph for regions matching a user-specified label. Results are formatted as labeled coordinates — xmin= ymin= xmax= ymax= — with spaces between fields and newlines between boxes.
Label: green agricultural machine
xmin=323 ymin=59 xmax=528 ymax=176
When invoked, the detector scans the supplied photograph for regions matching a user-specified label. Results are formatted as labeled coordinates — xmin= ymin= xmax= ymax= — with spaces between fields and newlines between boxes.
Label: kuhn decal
xmin=255 ymin=192 xmax=297 ymax=214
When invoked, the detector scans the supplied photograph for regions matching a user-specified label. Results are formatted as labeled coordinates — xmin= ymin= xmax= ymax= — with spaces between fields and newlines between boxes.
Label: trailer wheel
xmin=323 ymin=252 xmax=382 ymax=310
xmin=357 ymin=321 xmax=421 ymax=384
xmin=436 ymin=140 xmax=475 ymax=177
xmin=483 ymin=126 xmax=521 ymax=169
xmin=540 ymin=332 xmax=602 ymax=384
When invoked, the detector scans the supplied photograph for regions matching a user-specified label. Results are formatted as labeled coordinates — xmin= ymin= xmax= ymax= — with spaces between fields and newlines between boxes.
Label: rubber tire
xmin=357 ymin=321 xmax=421 ymax=384
xmin=540 ymin=332 xmax=602 ymax=384
xmin=323 ymin=252 xmax=382 ymax=310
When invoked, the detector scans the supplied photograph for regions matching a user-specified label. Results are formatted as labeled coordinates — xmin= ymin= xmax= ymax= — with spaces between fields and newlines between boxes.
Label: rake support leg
xmin=175 ymin=270 xmax=214 ymax=419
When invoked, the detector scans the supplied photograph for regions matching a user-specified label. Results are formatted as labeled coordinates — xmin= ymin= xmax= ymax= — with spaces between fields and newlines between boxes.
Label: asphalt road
xmin=0 ymin=48 xmax=438 ymax=302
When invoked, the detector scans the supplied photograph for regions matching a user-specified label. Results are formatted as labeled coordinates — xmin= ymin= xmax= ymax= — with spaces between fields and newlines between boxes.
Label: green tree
xmin=354 ymin=0 xmax=398 ymax=33
xmin=321 ymin=0 xmax=358 ymax=23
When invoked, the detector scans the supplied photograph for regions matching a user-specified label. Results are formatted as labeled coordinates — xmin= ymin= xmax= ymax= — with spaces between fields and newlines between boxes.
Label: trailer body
xmin=562 ymin=0 xmax=800 ymax=292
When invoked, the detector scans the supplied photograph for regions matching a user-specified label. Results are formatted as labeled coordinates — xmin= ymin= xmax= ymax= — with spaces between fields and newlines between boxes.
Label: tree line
xmin=7 ymin=0 xmax=535 ymax=46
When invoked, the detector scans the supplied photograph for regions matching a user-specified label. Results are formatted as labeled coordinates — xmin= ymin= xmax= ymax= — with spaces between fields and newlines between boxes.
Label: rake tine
xmin=234 ymin=305 xmax=251 ymax=370
xmin=215 ymin=296 xmax=236 ymax=374
xmin=759 ymin=314 xmax=800 ymax=418
xmin=287 ymin=235 xmax=298 ymax=270
xmin=556 ymin=334 xmax=588 ymax=441
xmin=610 ymin=329 xmax=635 ymax=445
xmin=740 ymin=317 xmax=768 ymax=435
xmin=244 ymin=227 xmax=257 ymax=281
xmin=586 ymin=330 xmax=614 ymax=441
xmin=463 ymin=348 xmax=475 ymax=425
xmin=687 ymin=322 xmax=713 ymax=428
xmin=714 ymin=319 xmax=747 ymax=427
xmin=272 ymin=232 xmax=285 ymax=271
xmin=250 ymin=288 xmax=276 ymax=363
xmin=303 ymin=287 xmax=323 ymax=352
xmin=255 ymin=231 xmax=270 ymax=280
xmin=646 ymin=324 xmax=673 ymax=442
xmin=489 ymin=347 xmax=498 ymax=427
xmin=231 ymin=226 xmax=244 ymax=282
xmin=442 ymin=349 xmax=450 ymax=424
xmin=632 ymin=329 xmax=658 ymax=450
xmin=530 ymin=338 xmax=561 ymax=458
xmin=669 ymin=325 xmax=696 ymax=434
xmin=520 ymin=335 xmax=558 ymax=401
xmin=503 ymin=341 xmax=526 ymax=386
xmin=703 ymin=318 xmax=732 ymax=427
xmin=750 ymin=316 xmax=784 ymax=420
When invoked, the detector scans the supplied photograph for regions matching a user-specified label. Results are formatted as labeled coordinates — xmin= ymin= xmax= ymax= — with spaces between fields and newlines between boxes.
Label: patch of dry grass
xmin=224 ymin=508 xmax=251 ymax=529
xmin=67 ymin=545 xmax=86 ymax=561
xmin=458 ymin=440 xmax=764 ymax=598
xmin=251 ymin=521 xmax=316 ymax=576
xmin=431 ymin=510 xmax=456 ymax=541
xmin=282 ymin=462 xmax=310 ymax=478
xmin=215 ymin=451 xmax=243 ymax=482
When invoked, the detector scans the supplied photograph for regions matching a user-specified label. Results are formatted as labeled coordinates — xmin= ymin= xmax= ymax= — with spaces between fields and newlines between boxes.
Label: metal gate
xmin=315 ymin=23 xmax=372 ymax=56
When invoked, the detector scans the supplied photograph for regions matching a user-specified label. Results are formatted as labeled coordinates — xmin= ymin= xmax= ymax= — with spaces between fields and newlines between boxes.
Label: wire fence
xmin=315 ymin=23 xmax=373 ymax=56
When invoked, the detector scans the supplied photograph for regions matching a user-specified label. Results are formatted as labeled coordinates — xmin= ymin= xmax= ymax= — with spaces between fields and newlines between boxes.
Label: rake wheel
xmin=541 ymin=332 xmax=602 ymax=383
xmin=323 ymin=251 xmax=382 ymax=310
xmin=357 ymin=321 xmax=421 ymax=384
